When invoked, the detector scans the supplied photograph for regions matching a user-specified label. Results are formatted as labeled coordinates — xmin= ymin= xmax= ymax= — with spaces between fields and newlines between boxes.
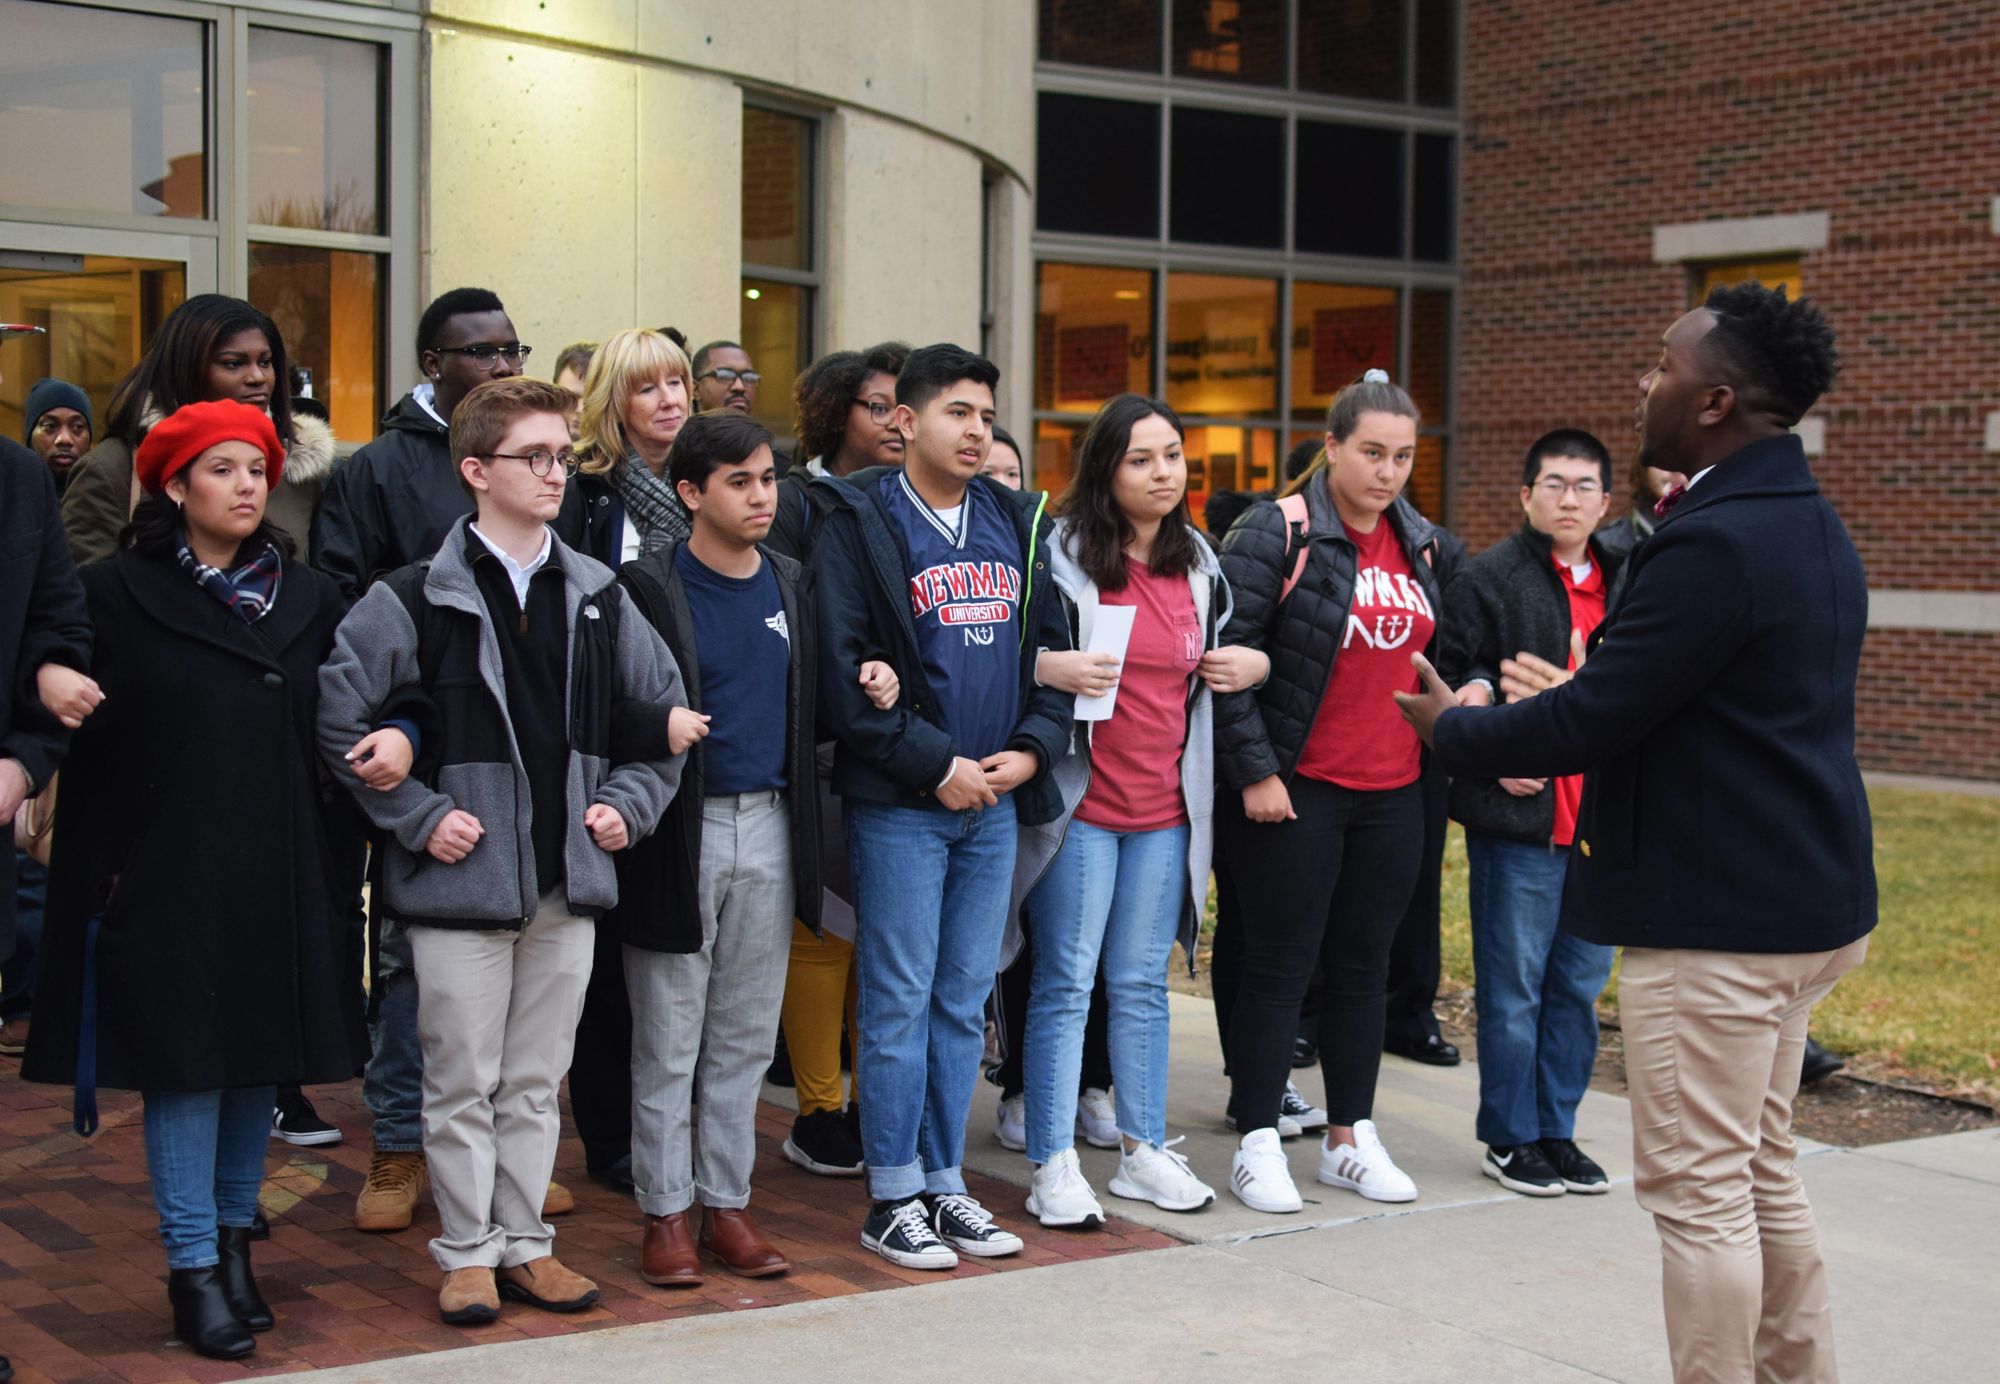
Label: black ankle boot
xmin=168 ymin=1265 xmax=255 ymax=1359
xmin=216 ymin=1225 xmax=273 ymax=1331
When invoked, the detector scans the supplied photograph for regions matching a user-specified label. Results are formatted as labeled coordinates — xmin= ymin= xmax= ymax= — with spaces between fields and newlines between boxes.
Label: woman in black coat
xmin=23 ymin=401 xmax=368 ymax=1360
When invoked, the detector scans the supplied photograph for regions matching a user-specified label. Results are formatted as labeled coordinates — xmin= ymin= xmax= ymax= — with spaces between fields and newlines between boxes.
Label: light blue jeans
xmin=1024 ymin=820 xmax=1188 ymax=1162
xmin=141 ymin=1086 xmax=274 ymax=1269
xmin=847 ymin=795 xmax=1017 ymax=1202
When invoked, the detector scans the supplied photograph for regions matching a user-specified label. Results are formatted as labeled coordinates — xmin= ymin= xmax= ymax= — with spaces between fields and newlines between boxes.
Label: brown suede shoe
xmin=542 ymin=1180 xmax=575 ymax=1217
xmin=355 ymin=1150 xmax=427 ymax=1233
xmin=700 ymin=1207 xmax=790 ymax=1278
xmin=497 ymin=1257 xmax=598 ymax=1313
xmin=437 ymin=1267 xmax=499 ymax=1326
xmin=640 ymin=1211 xmax=703 ymax=1286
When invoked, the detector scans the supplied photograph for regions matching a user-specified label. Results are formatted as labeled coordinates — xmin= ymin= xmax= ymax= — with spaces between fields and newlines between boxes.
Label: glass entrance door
xmin=0 ymin=250 xmax=188 ymax=439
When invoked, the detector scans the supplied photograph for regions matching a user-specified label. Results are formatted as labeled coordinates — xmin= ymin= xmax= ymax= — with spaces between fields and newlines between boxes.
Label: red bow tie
xmin=1653 ymin=483 xmax=1688 ymax=520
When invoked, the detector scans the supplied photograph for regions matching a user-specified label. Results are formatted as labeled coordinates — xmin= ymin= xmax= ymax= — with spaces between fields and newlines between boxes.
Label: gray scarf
xmin=605 ymin=451 xmax=691 ymax=555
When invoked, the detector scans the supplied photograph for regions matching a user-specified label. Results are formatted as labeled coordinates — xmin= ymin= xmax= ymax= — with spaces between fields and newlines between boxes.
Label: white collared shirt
xmin=469 ymin=523 xmax=553 ymax=608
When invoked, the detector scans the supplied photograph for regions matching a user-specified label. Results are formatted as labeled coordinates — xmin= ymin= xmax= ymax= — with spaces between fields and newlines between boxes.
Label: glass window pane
xmin=0 ymin=0 xmax=206 ymax=218
xmin=1037 ymin=94 xmax=1160 ymax=239
xmin=1407 ymin=288 xmax=1451 ymax=426
xmin=248 ymin=243 xmax=381 ymax=444
xmin=743 ymin=108 xmax=813 ymax=272
xmin=1413 ymin=133 xmax=1455 ymax=262
xmin=1409 ymin=434 xmax=1446 ymax=523
xmin=1696 ymin=258 xmax=1803 ymax=306
xmin=740 ymin=279 xmax=810 ymax=439
xmin=248 ymin=29 xmax=382 ymax=234
xmin=1184 ymin=425 xmax=1277 ymax=516
xmin=1296 ymin=123 xmax=1404 ymax=258
xmin=1415 ymin=0 xmax=1458 ymax=108
xmin=1169 ymin=106 xmax=1283 ymax=249
xmin=0 ymin=253 xmax=185 ymax=443
xmin=1036 ymin=262 xmax=1153 ymax=414
xmin=1040 ymin=0 xmax=1160 ymax=70
xmin=1164 ymin=272 xmax=1277 ymax=418
xmin=1032 ymin=419 xmax=1088 ymax=495
xmin=1173 ymin=0 xmax=1283 ymax=86
xmin=1290 ymin=282 xmax=1398 ymax=424
xmin=1297 ymin=0 xmax=1405 ymax=103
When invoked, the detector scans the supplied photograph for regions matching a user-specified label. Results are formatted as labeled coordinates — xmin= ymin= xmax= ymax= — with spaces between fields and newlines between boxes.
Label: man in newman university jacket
xmin=1396 ymin=281 xmax=1873 ymax=1384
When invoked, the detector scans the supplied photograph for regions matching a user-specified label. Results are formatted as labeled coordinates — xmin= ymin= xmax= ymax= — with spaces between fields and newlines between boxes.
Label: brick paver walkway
xmin=0 ymin=1075 xmax=1174 ymax=1382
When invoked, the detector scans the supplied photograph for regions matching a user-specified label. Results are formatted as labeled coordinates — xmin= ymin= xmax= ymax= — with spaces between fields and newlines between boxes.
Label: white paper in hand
xmin=1074 ymin=604 xmax=1136 ymax=722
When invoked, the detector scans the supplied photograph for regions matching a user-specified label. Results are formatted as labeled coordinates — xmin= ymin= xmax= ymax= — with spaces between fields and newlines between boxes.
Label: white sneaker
xmin=995 ymin=1094 xmax=1027 ymax=1152
xmin=1075 ymin=1087 xmax=1119 ymax=1149
xmin=1229 ymin=1128 xmax=1303 ymax=1214
xmin=1025 ymin=1147 xmax=1105 ymax=1228
xmin=1109 ymin=1137 xmax=1215 ymax=1213
xmin=1281 ymin=1081 xmax=1329 ymax=1133
xmin=1224 ymin=1109 xmax=1303 ymax=1139
xmin=1316 ymin=1119 xmax=1418 ymax=1203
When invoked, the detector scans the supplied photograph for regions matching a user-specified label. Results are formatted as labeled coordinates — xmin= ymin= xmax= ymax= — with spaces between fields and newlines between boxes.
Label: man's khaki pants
xmin=409 ymin=890 xmax=595 ymax=1272
xmin=1621 ymin=936 xmax=1868 ymax=1384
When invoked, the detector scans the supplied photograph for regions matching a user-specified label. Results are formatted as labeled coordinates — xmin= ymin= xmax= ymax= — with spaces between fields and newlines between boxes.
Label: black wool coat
xmin=1432 ymin=435 xmax=1878 ymax=954
xmin=23 ymin=549 xmax=367 ymax=1092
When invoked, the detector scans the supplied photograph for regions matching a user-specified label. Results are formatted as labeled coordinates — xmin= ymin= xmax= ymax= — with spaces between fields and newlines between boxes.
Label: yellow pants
xmin=780 ymin=920 xmax=859 ymax=1116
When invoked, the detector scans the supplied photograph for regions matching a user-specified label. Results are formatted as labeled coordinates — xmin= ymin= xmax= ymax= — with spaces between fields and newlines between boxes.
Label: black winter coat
xmin=1 ymin=439 xmax=92 ymax=958
xmin=1432 ymin=435 xmax=1877 ymax=954
xmin=23 ymin=550 xmax=367 ymax=1092
xmin=610 ymin=543 xmax=823 ymax=949
xmin=1436 ymin=523 xmax=1625 ymax=845
xmin=1213 ymin=485 xmax=1446 ymax=791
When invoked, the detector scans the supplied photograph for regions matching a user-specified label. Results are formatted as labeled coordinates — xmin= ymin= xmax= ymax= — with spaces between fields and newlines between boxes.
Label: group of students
xmin=3 ymin=283 xmax=1687 ymax=1355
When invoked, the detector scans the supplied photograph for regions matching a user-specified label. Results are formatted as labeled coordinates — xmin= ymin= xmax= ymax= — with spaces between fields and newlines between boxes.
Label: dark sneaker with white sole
xmin=783 ymin=1109 xmax=865 ymax=1177
xmin=1539 ymin=1137 xmax=1610 ymax=1194
xmin=271 ymin=1088 xmax=341 ymax=1147
xmin=861 ymin=1197 xmax=958 ymax=1270
xmin=928 ymin=1192 xmax=1024 ymax=1258
xmin=1482 ymin=1141 xmax=1565 ymax=1196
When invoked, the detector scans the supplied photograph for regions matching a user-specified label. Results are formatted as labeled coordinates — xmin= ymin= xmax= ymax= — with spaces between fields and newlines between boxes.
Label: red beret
xmin=134 ymin=399 xmax=285 ymax=495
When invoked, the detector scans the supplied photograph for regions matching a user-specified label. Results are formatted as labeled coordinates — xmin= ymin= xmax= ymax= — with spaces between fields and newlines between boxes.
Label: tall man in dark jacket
xmin=810 ymin=345 xmax=1072 ymax=1271
xmin=1437 ymin=429 xmax=1626 ymax=1198
xmin=1398 ymin=283 xmax=1870 ymax=1384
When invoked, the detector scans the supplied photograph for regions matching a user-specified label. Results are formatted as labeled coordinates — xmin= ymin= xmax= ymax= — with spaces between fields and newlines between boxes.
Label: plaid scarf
xmin=177 ymin=536 xmax=283 ymax=623
xmin=604 ymin=451 xmax=691 ymax=556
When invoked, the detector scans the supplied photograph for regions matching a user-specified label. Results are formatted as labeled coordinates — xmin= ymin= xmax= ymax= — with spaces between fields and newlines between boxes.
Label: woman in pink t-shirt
xmin=1013 ymin=395 xmax=1268 ymax=1227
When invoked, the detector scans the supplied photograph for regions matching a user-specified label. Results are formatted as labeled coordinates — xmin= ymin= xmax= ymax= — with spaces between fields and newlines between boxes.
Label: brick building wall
xmin=1454 ymin=0 xmax=2000 ymax=781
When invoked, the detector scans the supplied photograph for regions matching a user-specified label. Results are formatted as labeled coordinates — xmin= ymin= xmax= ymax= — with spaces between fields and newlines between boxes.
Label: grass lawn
xmin=1435 ymin=786 xmax=2000 ymax=1102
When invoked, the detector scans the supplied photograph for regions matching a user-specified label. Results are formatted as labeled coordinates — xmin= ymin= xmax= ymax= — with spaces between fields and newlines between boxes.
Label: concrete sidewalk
xmin=303 ymin=993 xmax=2000 ymax=1383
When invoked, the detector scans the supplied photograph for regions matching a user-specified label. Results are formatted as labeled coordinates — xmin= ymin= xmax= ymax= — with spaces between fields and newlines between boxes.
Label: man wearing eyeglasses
xmin=691 ymin=340 xmax=760 ymax=418
xmin=1431 ymin=428 xmax=1625 ymax=1200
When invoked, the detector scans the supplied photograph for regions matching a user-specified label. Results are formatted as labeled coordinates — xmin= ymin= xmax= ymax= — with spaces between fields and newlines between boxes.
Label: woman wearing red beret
xmin=22 ymin=400 xmax=370 ymax=1359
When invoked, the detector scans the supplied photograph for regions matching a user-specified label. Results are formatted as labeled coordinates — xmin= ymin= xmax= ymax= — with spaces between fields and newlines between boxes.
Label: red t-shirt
xmin=1077 ymin=562 xmax=1203 ymax=832
xmin=1294 ymin=519 xmax=1437 ymax=792
xmin=1552 ymin=554 xmax=1608 ymax=847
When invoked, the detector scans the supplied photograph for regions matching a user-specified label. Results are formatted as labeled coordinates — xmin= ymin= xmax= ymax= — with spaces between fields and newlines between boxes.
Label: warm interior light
xmin=745 ymin=287 xmax=762 ymax=300
xmin=1113 ymin=289 xmax=1142 ymax=300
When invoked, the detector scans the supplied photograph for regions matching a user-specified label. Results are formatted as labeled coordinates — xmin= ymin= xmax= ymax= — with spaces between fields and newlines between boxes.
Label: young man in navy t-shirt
xmin=810 ymin=345 xmax=1072 ymax=1270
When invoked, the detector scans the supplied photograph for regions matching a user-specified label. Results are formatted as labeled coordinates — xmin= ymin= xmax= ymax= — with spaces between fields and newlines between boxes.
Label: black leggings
xmin=993 ymin=926 xmax=1111 ymax=1098
xmin=1222 ymin=776 xmax=1425 ymax=1130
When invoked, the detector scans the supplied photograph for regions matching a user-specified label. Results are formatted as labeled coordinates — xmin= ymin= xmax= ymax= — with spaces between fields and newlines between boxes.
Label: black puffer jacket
xmin=1213 ymin=484 xmax=1446 ymax=791
xmin=1436 ymin=523 xmax=1624 ymax=845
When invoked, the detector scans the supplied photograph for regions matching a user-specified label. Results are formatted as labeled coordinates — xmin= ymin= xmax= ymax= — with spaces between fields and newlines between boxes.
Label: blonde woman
xmin=575 ymin=328 xmax=696 ymax=565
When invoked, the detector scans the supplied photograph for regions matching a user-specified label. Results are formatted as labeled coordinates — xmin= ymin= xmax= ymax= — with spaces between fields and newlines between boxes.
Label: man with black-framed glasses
xmin=691 ymin=340 xmax=761 ymax=418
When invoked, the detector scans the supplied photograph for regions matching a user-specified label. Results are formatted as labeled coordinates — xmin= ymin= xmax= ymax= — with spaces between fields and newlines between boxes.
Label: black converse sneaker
xmin=1482 ymin=1141 xmax=1565 ymax=1197
xmin=271 ymin=1087 xmax=341 ymax=1147
xmin=861 ymin=1197 xmax=958 ymax=1270
xmin=1539 ymin=1137 xmax=1610 ymax=1194
xmin=928 ymin=1192 xmax=1024 ymax=1258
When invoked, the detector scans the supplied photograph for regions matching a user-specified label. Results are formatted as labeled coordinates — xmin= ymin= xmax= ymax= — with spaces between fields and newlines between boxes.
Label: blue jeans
xmin=364 ymin=920 xmax=424 ymax=1152
xmin=1024 ymin=819 xmax=1187 ymax=1161
xmin=847 ymin=795 xmax=1017 ymax=1202
xmin=142 ymin=1086 xmax=275 ymax=1269
xmin=1465 ymin=833 xmax=1615 ymax=1147
xmin=3 ymin=853 xmax=46 ymax=1020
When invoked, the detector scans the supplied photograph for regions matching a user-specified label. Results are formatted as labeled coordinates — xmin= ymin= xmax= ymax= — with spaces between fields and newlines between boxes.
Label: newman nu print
xmin=909 ymin=559 xmax=1023 ymax=642
xmin=1345 ymin=563 xmax=1435 ymax=651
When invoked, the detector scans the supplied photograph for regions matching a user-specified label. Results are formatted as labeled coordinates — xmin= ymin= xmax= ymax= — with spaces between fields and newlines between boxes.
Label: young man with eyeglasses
xmin=690 ymin=340 xmax=761 ymax=418
xmin=1433 ymin=429 xmax=1625 ymax=1198
xmin=319 ymin=377 xmax=686 ymax=1326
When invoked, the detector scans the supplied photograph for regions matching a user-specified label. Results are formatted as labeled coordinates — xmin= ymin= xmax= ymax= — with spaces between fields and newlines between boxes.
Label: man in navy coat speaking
xmin=1396 ymin=281 xmax=1874 ymax=1384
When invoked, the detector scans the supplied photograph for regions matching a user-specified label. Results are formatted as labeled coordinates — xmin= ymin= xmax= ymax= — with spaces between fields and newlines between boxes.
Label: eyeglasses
xmin=698 ymin=367 xmax=761 ymax=386
xmin=483 ymin=448 xmax=578 ymax=478
xmin=1532 ymin=477 xmax=1604 ymax=498
xmin=436 ymin=343 xmax=532 ymax=370
xmin=852 ymin=398 xmax=893 ymax=423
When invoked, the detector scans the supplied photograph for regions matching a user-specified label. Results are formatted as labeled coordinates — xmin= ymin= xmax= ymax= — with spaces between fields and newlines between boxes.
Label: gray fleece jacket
xmin=316 ymin=524 xmax=687 ymax=927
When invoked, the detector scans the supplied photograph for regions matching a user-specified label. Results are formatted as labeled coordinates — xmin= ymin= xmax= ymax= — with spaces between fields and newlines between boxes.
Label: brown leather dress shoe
xmin=700 ymin=1207 xmax=789 ymax=1278
xmin=497 ymin=1257 xmax=598 ymax=1313
xmin=640 ymin=1211 xmax=703 ymax=1286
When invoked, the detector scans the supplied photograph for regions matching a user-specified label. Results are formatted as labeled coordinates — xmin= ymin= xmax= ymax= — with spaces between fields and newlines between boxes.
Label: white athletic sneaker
xmin=1025 ymin=1147 xmax=1105 ymax=1228
xmin=1109 ymin=1137 xmax=1215 ymax=1213
xmin=995 ymin=1094 xmax=1027 ymax=1152
xmin=1075 ymin=1087 xmax=1120 ymax=1149
xmin=1281 ymin=1081 xmax=1329 ymax=1133
xmin=1316 ymin=1119 xmax=1418 ymax=1203
xmin=1229 ymin=1128 xmax=1303 ymax=1214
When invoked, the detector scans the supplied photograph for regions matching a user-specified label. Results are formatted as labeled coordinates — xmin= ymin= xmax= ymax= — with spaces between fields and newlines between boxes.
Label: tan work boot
xmin=355 ymin=1149 xmax=427 ymax=1232
xmin=437 ymin=1266 xmax=500 ymax=1326
xmin=498 ymin=1256 xmax=599 ymax=1312
xmin=542 ymin=1180 xmax=575 ymax=1217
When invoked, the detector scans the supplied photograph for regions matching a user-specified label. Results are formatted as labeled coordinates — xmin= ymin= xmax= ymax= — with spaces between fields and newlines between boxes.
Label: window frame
xmin=738 ymin=95 xmax=824 ymax=371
